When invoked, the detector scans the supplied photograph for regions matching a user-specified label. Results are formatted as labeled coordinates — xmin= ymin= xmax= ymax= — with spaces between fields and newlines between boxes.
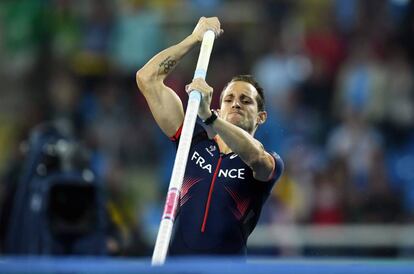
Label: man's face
xmin=219 ymin=81 xmax=266 ymax=134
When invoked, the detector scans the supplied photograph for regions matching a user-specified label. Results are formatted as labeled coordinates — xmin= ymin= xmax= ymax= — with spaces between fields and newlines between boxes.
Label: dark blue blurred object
xmin=4 ymin=122 xmax=107 ymax=255
xmin=387 ymin=134 xmax=414 ymax=216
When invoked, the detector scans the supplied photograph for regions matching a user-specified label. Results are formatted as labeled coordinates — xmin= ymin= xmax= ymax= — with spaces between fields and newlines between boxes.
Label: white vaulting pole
xmin=151 ymin=30 xmax=216 ymax=266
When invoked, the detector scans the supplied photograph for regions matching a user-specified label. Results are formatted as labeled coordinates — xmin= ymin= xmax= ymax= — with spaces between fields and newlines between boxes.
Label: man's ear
xmin=257 ymin=111 xmax=267 ymax=125
xmin=216 ymin=109 xmax=221 ymax=117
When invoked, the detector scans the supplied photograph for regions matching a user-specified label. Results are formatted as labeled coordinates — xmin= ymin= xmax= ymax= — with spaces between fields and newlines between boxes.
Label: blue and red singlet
xmin=169 ymin=121 xmax=283 ymax=255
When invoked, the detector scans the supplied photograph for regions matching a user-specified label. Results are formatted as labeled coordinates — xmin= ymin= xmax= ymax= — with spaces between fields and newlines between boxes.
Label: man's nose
xmin=231 ymin=100 xmax=241 ymax=108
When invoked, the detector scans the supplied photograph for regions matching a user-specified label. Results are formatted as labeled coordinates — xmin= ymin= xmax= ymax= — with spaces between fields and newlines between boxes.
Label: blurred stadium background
xmin=1 ymin=0 xmax=414 ymax=272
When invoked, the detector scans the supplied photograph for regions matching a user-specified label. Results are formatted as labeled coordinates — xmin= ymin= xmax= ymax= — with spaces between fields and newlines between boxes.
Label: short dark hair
xmin=220 ymin=75 xmax=265 ymax=112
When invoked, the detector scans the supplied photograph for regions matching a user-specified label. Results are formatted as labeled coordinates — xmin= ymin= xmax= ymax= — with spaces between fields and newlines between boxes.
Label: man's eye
xmin=224 ymin=99 xmax=232 ymax=103
xmin=242 ymin=100 xmax=251 ymax=104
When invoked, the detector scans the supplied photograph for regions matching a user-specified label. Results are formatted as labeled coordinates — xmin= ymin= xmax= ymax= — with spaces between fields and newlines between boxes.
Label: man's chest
xmin=187 ymin=140 xmax=253 ymax=183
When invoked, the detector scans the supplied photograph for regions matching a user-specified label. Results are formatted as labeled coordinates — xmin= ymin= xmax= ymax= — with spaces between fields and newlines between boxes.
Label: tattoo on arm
xmin=158 ymin=56 xmax=177 ymax=75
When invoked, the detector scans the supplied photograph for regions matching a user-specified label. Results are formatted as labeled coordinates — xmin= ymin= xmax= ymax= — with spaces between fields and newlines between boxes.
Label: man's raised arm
xmin=136 ymin=17 xmax=222 ymax=138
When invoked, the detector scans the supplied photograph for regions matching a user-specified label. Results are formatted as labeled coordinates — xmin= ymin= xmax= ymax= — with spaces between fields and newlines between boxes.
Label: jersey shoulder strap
xmin=170 ymin=120 xmax=212 ymax=146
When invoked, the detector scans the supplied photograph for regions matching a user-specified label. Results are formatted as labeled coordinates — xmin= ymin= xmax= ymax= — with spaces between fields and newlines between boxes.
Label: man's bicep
xmin=143 ymin=83 xmax=184 ymax=137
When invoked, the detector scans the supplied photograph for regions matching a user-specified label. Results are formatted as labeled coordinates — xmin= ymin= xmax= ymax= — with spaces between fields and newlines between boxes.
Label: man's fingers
xmin=186 ymin=80 xmax=212 ymax=96
xmin=193 ymin=79 xmax=213 ymax=92
xmin=201 ymin=17 xmax=222 ymax=38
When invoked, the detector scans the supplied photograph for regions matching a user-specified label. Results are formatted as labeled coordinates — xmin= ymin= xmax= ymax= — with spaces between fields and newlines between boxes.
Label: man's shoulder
xmin=170 ymin=120 xmax=212 ymax=143
xmin=268 ymin=151 xmax=284 ymax=183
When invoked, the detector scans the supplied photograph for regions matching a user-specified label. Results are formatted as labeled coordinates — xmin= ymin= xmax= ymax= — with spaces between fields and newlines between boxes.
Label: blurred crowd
xmin=0 ymin=0 xmax=414 ymax=257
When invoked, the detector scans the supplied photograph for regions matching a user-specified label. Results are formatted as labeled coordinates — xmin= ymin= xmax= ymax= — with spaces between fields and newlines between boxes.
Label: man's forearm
xmin=137 ymin=34 xmax=199 ymax=83
xmin=211 ymin=118 xmax=265 ymax=166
